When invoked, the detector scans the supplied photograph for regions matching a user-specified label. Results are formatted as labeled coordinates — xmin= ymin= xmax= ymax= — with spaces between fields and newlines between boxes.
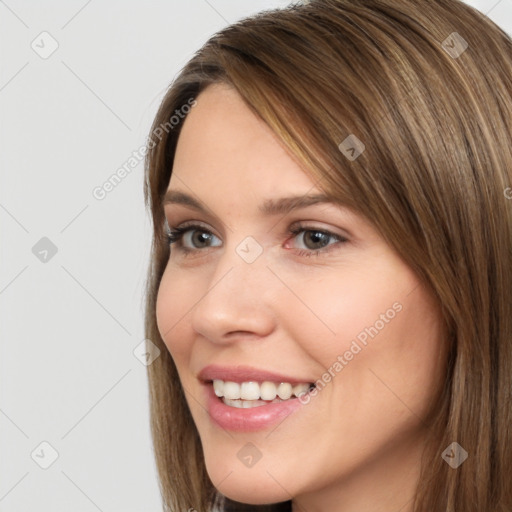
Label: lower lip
xmin=204 ymin=384 xmax=306 ymax=432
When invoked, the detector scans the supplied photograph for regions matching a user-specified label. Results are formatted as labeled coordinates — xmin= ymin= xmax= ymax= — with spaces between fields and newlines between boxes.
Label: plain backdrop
xmin=1 ymin=1 xmax=511 ymax=511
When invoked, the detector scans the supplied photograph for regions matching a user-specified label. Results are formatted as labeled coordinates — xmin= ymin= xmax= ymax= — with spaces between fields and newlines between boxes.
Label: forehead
xmin=170 ymin=83 xmax=318 ymax=196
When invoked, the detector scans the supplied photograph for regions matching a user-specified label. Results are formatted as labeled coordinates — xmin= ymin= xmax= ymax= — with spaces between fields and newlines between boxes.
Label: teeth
xmin=212 ymin=379 xmax=312 ymax=402
xmin=213 ymin=379 xmax=224 ymax=397
xmin=223 ymin=398 xmax=268 ymax=408
xmin=291 ymin=383 xmax=310 ymax=398
xmin=277 ymin=382 xmax=292 ymax=400
xmin=260 ymin=381 xmax=277 ymax=400
xmin=223 ymin=381 xmax=240 ymax=400
xmin=241 ymin=381 xmax=260 ymax=400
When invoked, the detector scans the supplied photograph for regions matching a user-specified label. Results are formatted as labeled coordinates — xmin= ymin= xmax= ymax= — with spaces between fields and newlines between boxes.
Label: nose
xmin=190 ymin=239 xmax=277 ymax=344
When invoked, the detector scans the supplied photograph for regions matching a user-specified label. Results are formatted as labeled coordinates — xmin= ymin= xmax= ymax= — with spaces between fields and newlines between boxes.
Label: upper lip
xmin=198 ymin=364 xmax=314 ymax=385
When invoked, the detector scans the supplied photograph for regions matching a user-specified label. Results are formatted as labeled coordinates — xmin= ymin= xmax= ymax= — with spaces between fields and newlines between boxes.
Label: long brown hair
xmin=143 ymin=1 xmax=512 ymax=510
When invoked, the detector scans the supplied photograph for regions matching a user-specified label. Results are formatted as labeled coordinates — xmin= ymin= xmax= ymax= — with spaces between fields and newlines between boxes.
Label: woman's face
xmin=156 ymin=83 xmax=447 ymax=509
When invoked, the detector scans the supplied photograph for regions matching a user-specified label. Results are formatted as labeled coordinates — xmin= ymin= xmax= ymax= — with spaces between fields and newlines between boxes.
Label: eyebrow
xmin=162 ymin=190 xmax=344 ymax=217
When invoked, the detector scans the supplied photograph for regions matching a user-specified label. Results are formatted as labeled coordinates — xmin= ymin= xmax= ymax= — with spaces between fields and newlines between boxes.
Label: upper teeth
xmin=212 ymin=380 xmax=312 ymax=401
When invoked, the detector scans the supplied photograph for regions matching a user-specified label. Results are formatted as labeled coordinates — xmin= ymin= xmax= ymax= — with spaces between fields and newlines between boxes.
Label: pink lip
xmin=203 ymin=383 xmax=305 ymax=432
xmin=197 ymin=364 xmax=315 ymax=432
xmin=197 ymin=364 xmax=314 ymax=385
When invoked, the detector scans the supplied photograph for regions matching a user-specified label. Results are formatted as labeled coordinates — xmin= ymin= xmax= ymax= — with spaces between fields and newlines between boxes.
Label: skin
xmin=155 ymin=82 xmax=448 ymax=512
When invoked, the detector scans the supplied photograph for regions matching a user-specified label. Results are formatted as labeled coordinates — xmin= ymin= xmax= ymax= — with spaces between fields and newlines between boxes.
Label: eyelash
xmin=164 ymin=222 xmax=348 ymax=258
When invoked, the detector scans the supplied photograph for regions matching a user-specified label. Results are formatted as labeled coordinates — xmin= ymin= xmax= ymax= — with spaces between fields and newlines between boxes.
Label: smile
xmin=212 ymin=379 xmax=314 ymax=408
xmin=198 ymin=365 xmax=317 ymax=430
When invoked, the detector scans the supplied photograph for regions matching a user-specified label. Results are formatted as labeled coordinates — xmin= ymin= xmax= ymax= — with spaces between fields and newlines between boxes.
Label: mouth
xmin=198 ymin=364 xmax=317 ymax=431
xmin=208 ymin=379 xmax=316 ymax=409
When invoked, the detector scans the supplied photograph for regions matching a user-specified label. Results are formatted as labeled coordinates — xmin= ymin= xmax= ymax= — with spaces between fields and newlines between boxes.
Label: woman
xmin=143 ymin=0 xmax=512 ymax=510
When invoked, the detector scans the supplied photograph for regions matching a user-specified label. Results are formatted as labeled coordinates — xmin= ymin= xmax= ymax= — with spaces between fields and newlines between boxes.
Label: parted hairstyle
xmin=143 ymin=0 xmax=512 ymax=510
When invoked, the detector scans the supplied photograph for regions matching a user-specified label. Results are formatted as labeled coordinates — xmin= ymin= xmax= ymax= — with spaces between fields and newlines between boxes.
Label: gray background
xmin=1 ymin=1 xmax=510 ymax=511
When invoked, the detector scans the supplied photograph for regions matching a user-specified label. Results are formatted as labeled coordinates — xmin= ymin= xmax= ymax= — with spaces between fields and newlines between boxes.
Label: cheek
xmin=317 ymin=273 xmax=445 ymax=425
xmin=375 ymin=285 xmax=447 ymax=407
xmin=282 ymin=258 xmax=445 ymax=416
xmin=155 ymin=268 xmax=195 ymax=360
xmin=279 ymin=262 xmax=412 ymax=366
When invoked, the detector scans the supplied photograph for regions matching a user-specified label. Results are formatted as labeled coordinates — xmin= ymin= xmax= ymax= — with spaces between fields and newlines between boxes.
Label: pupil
xmin=305 ymin=231 xmax=328 ymax=249
xmin=194 ymin=231 xmax=210 ymax=247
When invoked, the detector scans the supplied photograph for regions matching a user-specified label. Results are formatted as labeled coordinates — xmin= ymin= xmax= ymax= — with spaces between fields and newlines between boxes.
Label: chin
xmin=203 ymin=451 xmax=294 ymax=505
xmin=212 ymin=479 xmax=290 ymax=506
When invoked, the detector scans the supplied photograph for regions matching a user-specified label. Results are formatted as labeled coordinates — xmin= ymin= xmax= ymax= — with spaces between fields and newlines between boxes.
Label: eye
xmin=164 ymin=221 xmax=348 ymax=258
xmin=166 ymin=222 xmax=221 ymax=253
xmin=286 ymin=224 xmax=348 ymax=257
